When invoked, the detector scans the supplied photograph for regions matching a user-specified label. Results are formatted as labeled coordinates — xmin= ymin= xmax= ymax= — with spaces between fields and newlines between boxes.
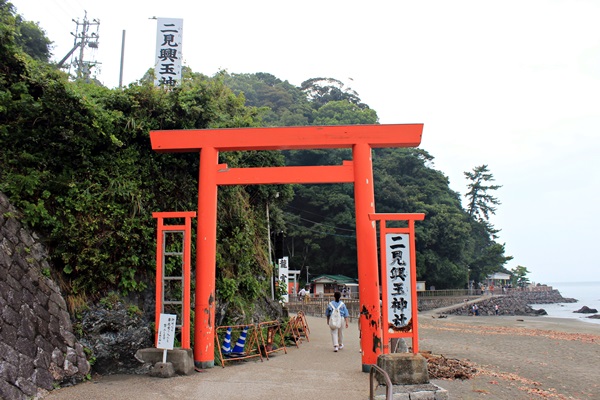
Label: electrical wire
xmin=283 ymin=211 xmax=356 ymax=233
xmin=283 ymin=220 xmax=356 ymax=239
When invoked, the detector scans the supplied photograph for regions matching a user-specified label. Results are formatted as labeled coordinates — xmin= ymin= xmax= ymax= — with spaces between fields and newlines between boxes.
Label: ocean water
xmin=530 ymin=281 xmax=600 ymax=325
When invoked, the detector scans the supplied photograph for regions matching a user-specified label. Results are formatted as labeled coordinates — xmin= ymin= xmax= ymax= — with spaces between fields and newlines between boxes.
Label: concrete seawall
xmin=420 ymin=289 xmax=575 ymax=316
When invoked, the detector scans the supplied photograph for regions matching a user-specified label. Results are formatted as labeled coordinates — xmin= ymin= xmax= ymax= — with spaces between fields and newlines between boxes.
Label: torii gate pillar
xmin=196 ymin=146 xmax=219 ymax=368
xmin=150 ymin=124 xmax=424 ymax=371
xmin=353 ymin=143 xmax=382 ymax=369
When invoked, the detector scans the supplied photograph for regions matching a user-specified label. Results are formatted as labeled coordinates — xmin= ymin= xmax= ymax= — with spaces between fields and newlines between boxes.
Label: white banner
xmin=278 ymin=257 xmax=289 ymax=303
xmin=154 ymin=18 xmax=183 ymax=87
xmin=385 ymin=233 xmax=412 ymax=331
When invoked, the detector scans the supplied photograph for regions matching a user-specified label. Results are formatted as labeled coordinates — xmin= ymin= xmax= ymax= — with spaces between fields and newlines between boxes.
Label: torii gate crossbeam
xmin=150 ymin=124 xmax=424 ymax=371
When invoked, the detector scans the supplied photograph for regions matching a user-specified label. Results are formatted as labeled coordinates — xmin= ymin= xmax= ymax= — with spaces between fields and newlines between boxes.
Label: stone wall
xmin=418 ymin=297 xmax=473 ymax=312
xmin=0 ymin=192 xmax=90 ymax=400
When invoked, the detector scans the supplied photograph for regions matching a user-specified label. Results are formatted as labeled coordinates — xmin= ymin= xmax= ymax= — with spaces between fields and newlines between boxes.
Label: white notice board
xmin=157 ymin=313 xmax=177 ymax=350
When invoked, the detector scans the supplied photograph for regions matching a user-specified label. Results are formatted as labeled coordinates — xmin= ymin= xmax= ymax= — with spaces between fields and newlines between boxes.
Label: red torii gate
xmin=150 ymin=124 xmax=424 ymax=370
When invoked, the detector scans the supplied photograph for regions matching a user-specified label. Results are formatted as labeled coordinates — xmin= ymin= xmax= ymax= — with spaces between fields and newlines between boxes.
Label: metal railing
xmin=286 ymin=297 xmax=361 ymax=320
xmin=369 ymin=365 xmax=393 ymax=400
xmin=285 ymin=286 xmax=556 ymax=317
xmin=417 ymin=289 xmax=482 ymax=297
xmin=417 ymin=286 xmax=554 ymax=297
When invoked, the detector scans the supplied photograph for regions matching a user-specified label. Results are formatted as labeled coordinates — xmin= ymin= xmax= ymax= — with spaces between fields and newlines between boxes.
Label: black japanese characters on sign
xmin=154 ymin=18 xmax=183 ymax=87
xmin=278 ymin=256 xmax=289 ymax=303
xmin=157 ymin=313 xmax=177 ymax=350
xmin=385 ymin=234 xmax=412 ymax=331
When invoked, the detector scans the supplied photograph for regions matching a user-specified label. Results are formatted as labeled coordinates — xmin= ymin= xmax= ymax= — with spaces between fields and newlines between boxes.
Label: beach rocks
xmin=439 ymin=290 xmax=571 ymax=317
xmin=573 ymin=306 xmax=598 ymax=314
xmin=421 ymin=288 xmax=577 ymax=315
xmin=586 ymin=314 xmax=600 ymax=319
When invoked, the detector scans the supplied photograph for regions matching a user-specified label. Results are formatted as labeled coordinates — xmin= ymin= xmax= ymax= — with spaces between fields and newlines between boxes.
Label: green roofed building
xmin=310 ymin=274 xmax=358 ymax=298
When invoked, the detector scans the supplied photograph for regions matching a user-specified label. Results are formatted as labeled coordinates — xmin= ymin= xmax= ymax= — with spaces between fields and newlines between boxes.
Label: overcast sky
xmin=12 ymin=0 xmax=600 ymax=284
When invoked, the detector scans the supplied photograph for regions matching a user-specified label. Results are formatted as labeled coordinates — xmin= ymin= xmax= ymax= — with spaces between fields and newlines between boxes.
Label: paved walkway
xmin=420 ymin=295 xmax=492 ymax=316
xmin=44 ymin=316 xmax=373 ymax=400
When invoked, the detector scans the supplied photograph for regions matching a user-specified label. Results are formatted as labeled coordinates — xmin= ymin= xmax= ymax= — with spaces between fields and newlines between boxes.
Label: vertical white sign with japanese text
xmin=157 ymin=313 xmax=177 ymax=350
xmin=278 ymin=256 xmax=289 ymax=303
xmin=385 ymin=233 xmax=412 ymax=331
xmin=154 ymin=18 xmax=183 ymax=87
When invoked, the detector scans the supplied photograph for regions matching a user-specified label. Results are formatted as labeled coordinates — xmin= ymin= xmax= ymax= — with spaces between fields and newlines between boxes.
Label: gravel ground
xmin=422 ymin=314 xmax=600 ymax=399
xmin=41 ymin=314 xmax=600 ymax=400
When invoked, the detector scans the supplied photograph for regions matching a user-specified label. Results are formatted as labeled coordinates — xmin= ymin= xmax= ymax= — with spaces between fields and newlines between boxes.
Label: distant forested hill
xmin=1 ymin=0 xmax=510 ymax=333
xmin=223 ymin=73 xmax=511 ymax=288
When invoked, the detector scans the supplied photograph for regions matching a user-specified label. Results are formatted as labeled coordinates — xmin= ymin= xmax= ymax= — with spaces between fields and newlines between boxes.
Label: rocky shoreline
xmin=424 ymin=288 xmax=578 ymax=317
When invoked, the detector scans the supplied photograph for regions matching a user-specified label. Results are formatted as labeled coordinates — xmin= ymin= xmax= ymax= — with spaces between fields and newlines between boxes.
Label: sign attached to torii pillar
xmin=370 ymin=213 xmax=425 ymax=355
xmin=150 ymin=124 xmax=423 ymax=371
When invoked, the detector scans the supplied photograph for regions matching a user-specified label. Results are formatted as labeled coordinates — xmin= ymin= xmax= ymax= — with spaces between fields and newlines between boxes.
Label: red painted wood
xmin=150 ymin=124 xmax=425 ymax=369
xmin=151 ymin=124 xmax=423 ymax=152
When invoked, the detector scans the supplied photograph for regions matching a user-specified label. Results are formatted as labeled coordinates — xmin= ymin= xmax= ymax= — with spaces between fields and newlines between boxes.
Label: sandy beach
xmin=42 ymin=314 xmax=600 ymax=400
xmin=421 ymin=313 xmax=600 ymax=399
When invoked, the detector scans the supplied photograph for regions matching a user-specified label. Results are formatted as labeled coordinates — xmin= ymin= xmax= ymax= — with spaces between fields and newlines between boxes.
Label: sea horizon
xmin=531 ymin=280 xmax=600 ymax=325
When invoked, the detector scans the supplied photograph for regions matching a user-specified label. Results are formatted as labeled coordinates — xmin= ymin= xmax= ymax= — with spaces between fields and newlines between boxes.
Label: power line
xmin=283 ymin=211 xmax=356 ymax=233
xmin=284 ymin=220 xmax=355 ymax=239
xmin=283 ymin=205 xmax=356 ymax=232
xmin=284 ymin=203 xmax=326 ymax=218
xmin=40 ymin=0 xmax=73 ymax=22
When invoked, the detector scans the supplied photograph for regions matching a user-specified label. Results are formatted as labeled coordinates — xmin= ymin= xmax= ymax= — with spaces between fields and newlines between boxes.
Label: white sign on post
xmin=157 ymin=313 xmax=177 ymax=363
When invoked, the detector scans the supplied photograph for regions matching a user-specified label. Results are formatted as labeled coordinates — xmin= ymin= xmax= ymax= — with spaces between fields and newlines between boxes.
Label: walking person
xmin=298 ymin=285 xmax=307 ymax=302
xmin=326 ymin=291 xmax=349 ymax=352
xmin=302 ymin=285 xmax=310 ymax=303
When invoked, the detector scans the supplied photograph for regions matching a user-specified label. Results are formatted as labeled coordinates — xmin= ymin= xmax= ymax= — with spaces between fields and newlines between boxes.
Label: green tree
xmin=222 ymin=72 xmax=500 ymax=289
xmin=465 ymin=220 xmax=513 ymax=283
xmin=462 ymin=165 xmax=511 ymax=283
xmin=510 ymin=265 xmax=530 ymax=287
xmin=15 ymin=16 xmax=51 ymax=61
xmin=0 ymin=4 xmax=279 ymax=316
xmin=312 ymin=100 xmax=378 ymax=125
xmin=300 ymin=77 xmax=366 ymax=109
xmin=464 ymin=165 xmax=502 ymax=224
xmin=373 ymin=148 xmax=472 ymax=288
xmin=1 ymin=0 xmax=517 ymax=303
xmin=283 ymin=147 xmax=477 ymax=288
xmin=222 ymin=72 xmax=312 ymax=126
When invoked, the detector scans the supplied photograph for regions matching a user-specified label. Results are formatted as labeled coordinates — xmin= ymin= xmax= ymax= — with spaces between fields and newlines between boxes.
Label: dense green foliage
xmin=222 ymin=73 xmax=512 ymax=288
xmin=223 ymin=73 xmax=376 ymax=127
xmin=1 ymin=0 xmax=512 ymax=326
xmin=0 ymin=4 xmax=293 ymax=322
xmin=510 ymin=265 xmax=531 ymax=287
xmin=464 ymin=164 xmax=502 ymax=224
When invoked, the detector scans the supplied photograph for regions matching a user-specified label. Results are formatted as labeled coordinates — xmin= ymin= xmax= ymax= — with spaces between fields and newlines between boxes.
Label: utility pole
xmin=119 ymin=30 xmax=126 ymax=88
xmin=59 ymin=11 xmax=101 ymax=82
